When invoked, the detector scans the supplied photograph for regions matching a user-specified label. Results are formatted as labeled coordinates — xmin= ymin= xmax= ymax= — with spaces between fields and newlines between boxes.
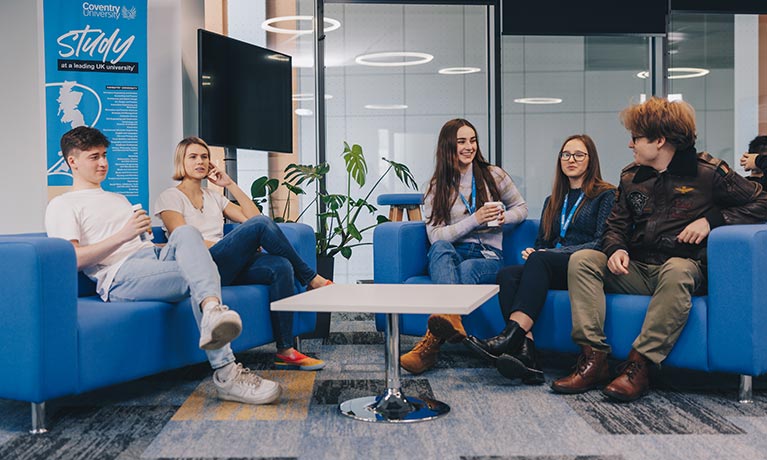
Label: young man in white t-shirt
xmin=45 ymin=126 xmax=280 ymax=405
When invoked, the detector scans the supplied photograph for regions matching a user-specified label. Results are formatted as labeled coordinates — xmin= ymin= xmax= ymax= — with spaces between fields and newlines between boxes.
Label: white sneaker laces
xmin=232 ymin=363 xmax=263 ymax=388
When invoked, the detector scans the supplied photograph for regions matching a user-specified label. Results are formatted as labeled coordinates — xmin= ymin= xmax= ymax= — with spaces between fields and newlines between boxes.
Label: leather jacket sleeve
xmin=711 ymin=162 xmax=767 ymax=226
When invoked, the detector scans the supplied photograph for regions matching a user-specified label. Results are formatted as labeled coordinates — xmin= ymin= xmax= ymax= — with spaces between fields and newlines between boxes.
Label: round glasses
xmin=559 ymin=151 xmax=588 ymax=162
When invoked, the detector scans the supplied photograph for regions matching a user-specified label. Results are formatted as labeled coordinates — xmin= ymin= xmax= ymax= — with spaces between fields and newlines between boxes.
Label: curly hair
xmin=619 ymin=97 xmax=697 ymax=150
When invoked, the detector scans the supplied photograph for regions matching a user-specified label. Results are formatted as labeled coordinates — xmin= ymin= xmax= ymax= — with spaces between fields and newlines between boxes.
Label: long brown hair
xmin=540 ymin=134 xmax=615 ymax=241
xmin=426 ymin=119 xmax=502 ymax=226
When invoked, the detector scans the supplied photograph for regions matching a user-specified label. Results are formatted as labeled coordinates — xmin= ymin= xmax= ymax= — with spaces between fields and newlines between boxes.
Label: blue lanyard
xmin=459 ymin=175 xmax=476 ymax=214
xmin=557 ymin=191 xmax=584 ymax=248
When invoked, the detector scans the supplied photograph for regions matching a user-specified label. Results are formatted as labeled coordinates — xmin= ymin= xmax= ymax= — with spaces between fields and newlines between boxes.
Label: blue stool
xmin=377 ymin=193 xmax=423 ymax=221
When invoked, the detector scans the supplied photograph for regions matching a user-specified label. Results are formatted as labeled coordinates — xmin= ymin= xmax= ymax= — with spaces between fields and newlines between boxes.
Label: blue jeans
xmin=209 ymin=216 xmax=318 ymax=350
xmin=427 ymin=240 xmax=503 ymax=285
xmin=109 ymin=225 xmax=235 ymax=369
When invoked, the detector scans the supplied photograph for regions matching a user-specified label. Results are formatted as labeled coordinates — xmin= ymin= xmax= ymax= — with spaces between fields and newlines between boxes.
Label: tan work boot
xmin=400 ymin=331 xmax=444 ymax=374
xmin=550 ymin=345 xmax=610 ymax=394
xmin=427 ymin=314 xmax=467 ymax=343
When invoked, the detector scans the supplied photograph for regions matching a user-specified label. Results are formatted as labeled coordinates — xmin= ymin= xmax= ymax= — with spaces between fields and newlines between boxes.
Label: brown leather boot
xmin=602 ymin=349 xmax=651 ymax=402
xmin=400 ymin=331 xmax=444 ymax=374
xmin=427 ymin=314 xmax=467 ymax=343
xmin=551 ymin=345 xmax=610 ymax=394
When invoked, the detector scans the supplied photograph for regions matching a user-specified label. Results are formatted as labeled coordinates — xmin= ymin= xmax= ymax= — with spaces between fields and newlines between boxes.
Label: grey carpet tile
xmin=323 ymin=331 xmax=385 ymax=345
xmin=0 ymin=405 xmax=176 ymax=460
xmin=563 ymin=389 xmax=746 ymax=435
xmin=312 ymin=378 xmax=435 ymax=405
xmin=461 ymin=457 xmax=623 ymax=460
xmin=331 ymin=312 xmax=374 ymax=322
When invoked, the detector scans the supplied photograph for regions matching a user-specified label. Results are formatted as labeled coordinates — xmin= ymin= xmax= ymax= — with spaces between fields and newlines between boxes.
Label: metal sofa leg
xmin=739 ymin=375 xmax=753 ymax=404
xmin=30 ymin=402 xmax=48 ymax=434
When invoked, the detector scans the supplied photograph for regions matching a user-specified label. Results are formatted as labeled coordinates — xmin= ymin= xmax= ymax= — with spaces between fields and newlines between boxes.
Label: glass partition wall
xmin=227 ymin=2 xmax=765 ymax=284
xmin=501 ymin=36 xmax=652 ymax=218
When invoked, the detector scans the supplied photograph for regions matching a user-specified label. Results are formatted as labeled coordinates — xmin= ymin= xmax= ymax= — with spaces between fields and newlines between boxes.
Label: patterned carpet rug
xmin=1 ymin=312 xmax=766 ymax=460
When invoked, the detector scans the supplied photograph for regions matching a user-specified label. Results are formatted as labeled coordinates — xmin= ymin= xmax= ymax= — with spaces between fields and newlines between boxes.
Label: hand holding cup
xmin=483 ymin=201 xmax=505 ymax=227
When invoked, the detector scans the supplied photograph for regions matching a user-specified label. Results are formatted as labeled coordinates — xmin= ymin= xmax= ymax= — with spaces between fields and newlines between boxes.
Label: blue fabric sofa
xmin=373 ymin=220 xmax=767 ymax=400
xmin=0 ymin=223 xmax=317 ymax=432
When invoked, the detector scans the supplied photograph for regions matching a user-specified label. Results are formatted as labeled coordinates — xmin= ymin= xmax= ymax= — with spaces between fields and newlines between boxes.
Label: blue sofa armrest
xmin=707 ymin=223 xmax=767 ymax=376
xmin=502 ymin=219 xmax=539 ymax=265
xmin=0 ymin=236 xmax=79 ymax=403
xmin=374 ymin=221 xmax=429 ymax=283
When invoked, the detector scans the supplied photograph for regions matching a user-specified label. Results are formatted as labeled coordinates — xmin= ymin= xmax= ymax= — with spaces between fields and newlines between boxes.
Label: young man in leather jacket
xmin=552 ymin=97 xmax=767 ymax=401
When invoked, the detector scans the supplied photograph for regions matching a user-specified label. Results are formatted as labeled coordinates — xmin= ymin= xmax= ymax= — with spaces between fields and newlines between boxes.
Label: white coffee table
xmin=271 ymin=283 xmax=498 ymax=423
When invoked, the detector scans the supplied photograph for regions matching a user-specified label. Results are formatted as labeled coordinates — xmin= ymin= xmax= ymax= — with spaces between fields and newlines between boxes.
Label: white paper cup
xmin=484 ymin=201 xmax=504 ymax=227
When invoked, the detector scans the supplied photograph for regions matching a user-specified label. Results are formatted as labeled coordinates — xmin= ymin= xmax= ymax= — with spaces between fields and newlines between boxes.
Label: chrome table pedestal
xmin=339 ymin=312 xmax=449 ymax=422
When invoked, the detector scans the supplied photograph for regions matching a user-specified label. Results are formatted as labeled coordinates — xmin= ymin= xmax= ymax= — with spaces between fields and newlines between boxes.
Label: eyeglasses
xmin=559 ymin=151 xmax=588 ymax=162
xmin=631 ymin=134 xmax=646 ymax=144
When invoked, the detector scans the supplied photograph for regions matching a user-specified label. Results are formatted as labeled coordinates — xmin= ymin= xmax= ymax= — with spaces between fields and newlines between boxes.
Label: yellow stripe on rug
xmin=172 ymin=370 xmax=316 ymax=421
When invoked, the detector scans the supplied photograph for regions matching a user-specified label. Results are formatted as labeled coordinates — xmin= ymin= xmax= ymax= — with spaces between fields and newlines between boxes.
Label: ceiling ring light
xmin=355 ymin=52 xmax=433 ymax=67
xmin=438 ymin=67 xmax=481 ymax=75
xmin=513 ymin=97 xmax=563 ymax=105
xmin=262 ymin=15 xmax=341 ymax=35
xmin=364 ymin=104 xmax=408 ymax=110
xmin=636 ymin=67 xmax=710 ymax=80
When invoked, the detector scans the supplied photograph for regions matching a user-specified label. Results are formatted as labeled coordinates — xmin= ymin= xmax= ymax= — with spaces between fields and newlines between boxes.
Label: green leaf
xmin=284 ymin=183 xmax=305 ymax=195
xmin=250 ymin=176 xmax=270 ymax=198
xmin=340 ymin=246 xmax=352 ymax=259
xmin=376 ymin=215 xmax=390 ymax=224
xmin=348 ymin=223 xmax=362 ymax=241
xmin=343 ymin=142 xmax=367 ymax=187
xmin=383 ymin=158 xmax=419 ymax=190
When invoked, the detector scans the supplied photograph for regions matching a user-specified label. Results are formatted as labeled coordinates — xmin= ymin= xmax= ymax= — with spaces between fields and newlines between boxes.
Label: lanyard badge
xmin=556 ymin=191 xmax=584 ymax=248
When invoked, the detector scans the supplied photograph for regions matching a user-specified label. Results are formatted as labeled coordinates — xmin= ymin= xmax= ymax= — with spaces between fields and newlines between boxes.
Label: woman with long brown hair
xmin=465 ymin=134 xmax=616 ymax=383
xmin=400 ymin=118 xmax=528 ymax=374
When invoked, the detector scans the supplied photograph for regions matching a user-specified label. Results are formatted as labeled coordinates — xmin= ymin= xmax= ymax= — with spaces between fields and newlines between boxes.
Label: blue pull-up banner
xmin=43 ymin=0 xmax=148 ymax=209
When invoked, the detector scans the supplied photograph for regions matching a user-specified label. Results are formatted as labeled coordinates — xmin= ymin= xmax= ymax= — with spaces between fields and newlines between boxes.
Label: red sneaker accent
xmin=275 ymin=351 xmax=326 ymax=371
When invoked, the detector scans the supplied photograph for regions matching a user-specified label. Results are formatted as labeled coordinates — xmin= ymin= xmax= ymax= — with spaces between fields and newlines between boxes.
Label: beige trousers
xmin=567 ymin=249 xmax=704 ymax=364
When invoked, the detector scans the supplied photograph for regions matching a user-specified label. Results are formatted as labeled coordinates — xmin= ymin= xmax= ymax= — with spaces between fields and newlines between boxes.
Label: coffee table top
xmin=270 ymin=283 xmax=499 ymax=315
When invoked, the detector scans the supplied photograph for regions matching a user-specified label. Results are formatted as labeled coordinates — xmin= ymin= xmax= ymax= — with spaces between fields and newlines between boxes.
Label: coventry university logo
xmin=81 ymin=3 xmax=136 ymax=20
xmin=121 ymin=6 xmax=137 ymax=20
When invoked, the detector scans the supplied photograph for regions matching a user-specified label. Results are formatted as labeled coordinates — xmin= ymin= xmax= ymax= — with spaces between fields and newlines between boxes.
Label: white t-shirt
xmin=154 ymin=187 xmax=230 ymax=243
xmin=45 ymin=188 xmax=155 ymax=301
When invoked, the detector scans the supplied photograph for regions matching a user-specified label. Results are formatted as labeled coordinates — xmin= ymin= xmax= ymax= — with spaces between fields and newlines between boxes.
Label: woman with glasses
xmin=400 ymin=118 xmax=528 ymax=375
xmin=465 ymin=134 xmax=616 ymax=383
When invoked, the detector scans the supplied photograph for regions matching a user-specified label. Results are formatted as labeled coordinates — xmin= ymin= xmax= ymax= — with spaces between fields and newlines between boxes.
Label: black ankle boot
xmin=464 ymin=320 xmax=527 ymax=361
xmin=496 ymin=337 xmax=544 ymax=385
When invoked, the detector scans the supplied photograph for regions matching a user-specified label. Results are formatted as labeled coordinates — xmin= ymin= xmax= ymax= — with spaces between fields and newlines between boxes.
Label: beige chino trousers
xmin=567 ymin=249 xmax=704 ymax=364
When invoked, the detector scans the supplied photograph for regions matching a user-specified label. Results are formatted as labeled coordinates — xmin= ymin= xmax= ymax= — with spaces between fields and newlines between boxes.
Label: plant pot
xmin=300 ymin=255 xmax=334 ymax=339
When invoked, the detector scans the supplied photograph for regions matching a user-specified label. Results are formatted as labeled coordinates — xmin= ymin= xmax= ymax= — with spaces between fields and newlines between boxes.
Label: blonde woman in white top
xmin=155 ymin=137 xmax=331 ymax=371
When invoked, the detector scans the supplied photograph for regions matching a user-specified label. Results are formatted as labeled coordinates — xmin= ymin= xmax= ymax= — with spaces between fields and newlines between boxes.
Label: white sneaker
xmin=213 ymin=363 xmax=282 ymax=405
xmin=199 ymin=304 xmax=242 ymax=350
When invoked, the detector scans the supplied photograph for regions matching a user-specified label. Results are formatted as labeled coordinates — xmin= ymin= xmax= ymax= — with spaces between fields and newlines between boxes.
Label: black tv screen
xmin=198 ymin=29 xmax=293 ymax=153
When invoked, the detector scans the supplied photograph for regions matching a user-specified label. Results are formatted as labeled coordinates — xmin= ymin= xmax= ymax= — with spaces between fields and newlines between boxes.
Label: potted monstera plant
xmin=251 ymin=141 xmax=418 ymax=265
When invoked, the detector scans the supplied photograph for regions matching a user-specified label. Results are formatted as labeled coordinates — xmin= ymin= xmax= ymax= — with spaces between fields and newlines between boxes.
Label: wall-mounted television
xmin=198 ymin=29 xmax=293 ymax=153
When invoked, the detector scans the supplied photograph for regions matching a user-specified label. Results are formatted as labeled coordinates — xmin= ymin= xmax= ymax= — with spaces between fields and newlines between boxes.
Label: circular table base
xmin=339 ymin=395 xmax=450 ymax=423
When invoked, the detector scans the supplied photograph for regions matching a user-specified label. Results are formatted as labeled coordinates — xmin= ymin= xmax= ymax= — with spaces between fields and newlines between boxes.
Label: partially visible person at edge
xmin=552 ymin=97 xmax=767 ymax=402
xmin=464 ymin=134 xmax=616 ymax=384
xmin=155 ymin=136 xmax=331 ymax=373
xmin=400 ymin=118 xmax=528 ymax=375
xmin=46 ymin=126 xmax=281 ymax=406
xmin=739 ymin=135 xmax=767 ymax=188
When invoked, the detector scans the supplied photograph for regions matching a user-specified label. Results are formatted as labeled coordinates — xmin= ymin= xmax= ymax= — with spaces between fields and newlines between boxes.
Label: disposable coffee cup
xmin=484 ymin=201 xmax=504 ymax=227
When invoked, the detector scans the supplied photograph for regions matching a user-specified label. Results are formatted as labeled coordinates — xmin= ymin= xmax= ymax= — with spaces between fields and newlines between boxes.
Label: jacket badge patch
xmin=675 ymin=186 xmax=695 ymax=194
xmin=627 ymin=191 xmax=649 ymax=216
